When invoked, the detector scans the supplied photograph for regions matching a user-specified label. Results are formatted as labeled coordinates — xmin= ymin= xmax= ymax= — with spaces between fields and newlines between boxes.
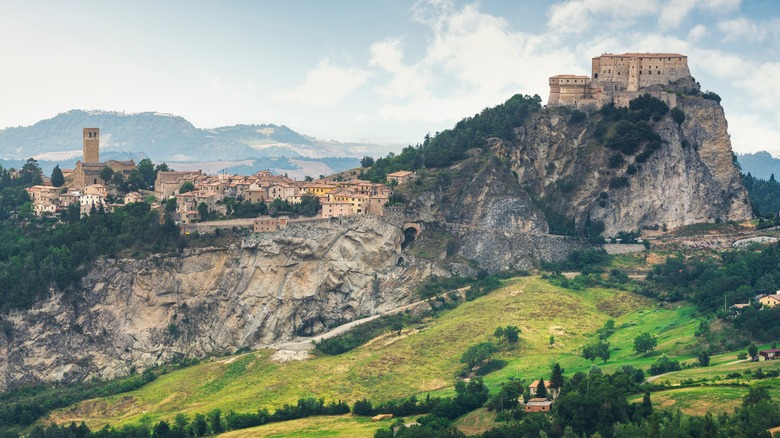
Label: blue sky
xmin=1 ymin=0 xmax=779 ymax=154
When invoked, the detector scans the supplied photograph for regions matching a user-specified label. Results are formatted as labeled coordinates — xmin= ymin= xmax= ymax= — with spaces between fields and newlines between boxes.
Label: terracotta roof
xmin=526 ymin=398 xmax=553 ymax=406
xmin=387 ymin=171 xmax=413 ymax=177
xmin=596 ymin=52 xmax=686 ymax=59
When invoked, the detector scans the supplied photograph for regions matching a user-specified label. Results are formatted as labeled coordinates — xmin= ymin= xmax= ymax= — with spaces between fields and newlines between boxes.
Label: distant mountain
xmin=0 ymin=110 xmax=399 ymax=163
xmin=737 ymin=151 xmax=780 ymax=181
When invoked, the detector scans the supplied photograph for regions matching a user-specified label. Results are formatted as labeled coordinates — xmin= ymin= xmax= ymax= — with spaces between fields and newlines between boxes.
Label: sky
xmin=1 ymin=0 xmax=779 ymax=155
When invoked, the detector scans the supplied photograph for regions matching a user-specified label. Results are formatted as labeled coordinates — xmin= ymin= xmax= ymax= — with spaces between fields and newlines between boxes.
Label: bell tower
xmin=83 ymin=128 xmax=100 ymax=163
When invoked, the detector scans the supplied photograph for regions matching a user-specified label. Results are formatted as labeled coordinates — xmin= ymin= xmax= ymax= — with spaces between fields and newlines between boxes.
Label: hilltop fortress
xmin=548 ymin=53 xmax=691 ymax=109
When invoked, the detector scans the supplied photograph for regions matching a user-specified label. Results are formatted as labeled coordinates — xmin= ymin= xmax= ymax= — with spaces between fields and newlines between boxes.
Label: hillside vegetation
xmin=46 ymin=276 xmax=734 ymax=428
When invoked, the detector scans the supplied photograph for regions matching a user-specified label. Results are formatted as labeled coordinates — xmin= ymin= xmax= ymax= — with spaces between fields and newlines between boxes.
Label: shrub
xmin=609 ymin=153 xmax=626 ymax=169
xmin=671 ymin=107 xmax=685 ymax=125
xmin=609 ymin=177 xmax=630 ymax=189
xmin=702 ymin=91 xmax=721 ymax=103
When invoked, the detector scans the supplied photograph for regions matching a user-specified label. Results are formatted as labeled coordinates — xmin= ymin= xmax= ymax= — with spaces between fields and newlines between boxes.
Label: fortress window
xmin=594 ymin=73 xmax=599 ymax=79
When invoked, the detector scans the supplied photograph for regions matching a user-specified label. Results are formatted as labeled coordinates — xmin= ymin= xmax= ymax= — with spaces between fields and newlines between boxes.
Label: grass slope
xmin=47 ymin=276 xmax=765 ymax=433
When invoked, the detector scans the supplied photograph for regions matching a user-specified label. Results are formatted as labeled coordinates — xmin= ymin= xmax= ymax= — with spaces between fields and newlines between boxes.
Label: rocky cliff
xmin=0 ymin=216 xmax=439 ymax=392
xmin=496 ymin=92 xmax=751 ymax=235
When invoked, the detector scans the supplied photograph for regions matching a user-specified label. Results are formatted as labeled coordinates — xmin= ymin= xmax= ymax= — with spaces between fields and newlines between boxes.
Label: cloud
xmin=728 ymin=113 xmax=780 ymax=154
xmin=272 ymin=60 xmax=369 ymax=108
xmin=717 ymin=17 xmax=780 ymax=42
xmin=659 ymin=0 xmax=698 ymax=29
xmin=369 ymin=38 xmax=429 ymax=100
xmin=372 ymin=1 xmax=580 ymax=124
xmin=547 ymin=0 xmax=658 ymax=34
xmin=687 ymin=24 xmax=707 ymax=41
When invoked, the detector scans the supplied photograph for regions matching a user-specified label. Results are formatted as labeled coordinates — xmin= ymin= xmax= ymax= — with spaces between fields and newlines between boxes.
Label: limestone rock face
xmin=0 ymin=216 xmax=433 ymax=392
xmin=495 ymin=94 xmax=751 ymax=235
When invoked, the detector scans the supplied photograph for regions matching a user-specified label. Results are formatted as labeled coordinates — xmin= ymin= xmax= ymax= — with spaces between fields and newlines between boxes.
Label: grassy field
xmin=44 ymin=276 xmax=773 ymax=435
xmin=218 ymin=414 xmax=394 ymax=438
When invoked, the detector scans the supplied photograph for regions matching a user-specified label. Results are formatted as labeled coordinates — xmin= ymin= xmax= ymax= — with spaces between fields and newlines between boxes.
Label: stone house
xmin=758 ymin=294 xmax=780 ymax=308
xmin=524 ymin=398 xmax=553 ymax=413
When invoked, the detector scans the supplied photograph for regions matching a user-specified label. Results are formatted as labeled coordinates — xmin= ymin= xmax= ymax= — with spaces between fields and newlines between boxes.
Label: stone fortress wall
xmin=548 ymin=53 xmax=690 ymax=109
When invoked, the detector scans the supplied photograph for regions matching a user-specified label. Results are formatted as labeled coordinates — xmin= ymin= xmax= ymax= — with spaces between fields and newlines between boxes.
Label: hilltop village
xmin=25 ymin=128 xmax=408 ymax=232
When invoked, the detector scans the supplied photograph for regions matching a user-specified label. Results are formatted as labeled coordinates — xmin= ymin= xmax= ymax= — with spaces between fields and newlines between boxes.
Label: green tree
xmin=361 ymin=156 xmax=375 ymax=167
xmin=550 ymin=363 xmax=565 ymax=391
xmin=100 ymin=167 xmax=114 ymax=185
xmin=640 ymin=389 xmax=653 ymax=418
xmin=597 ymin=319 xmax=616 ymax=339
xmin=697 ymin=350 xmax=710 ymax=367
xmin=503 ymin=326 xmax=521 ymax=344
xmin=179 ymin=181 xmax=195 ymax=194
xmin=197 ymin=202 xmax=209 ymax=221
xmin=137 ymin=158 xmax=156 ymax=189
xmin=205 ymin=409 xmax=223 ymax=435
xmin=633 ymin=332 xmax=658 ymax=354
xmin=747 ymin=343 xmax=759 ymax=361
xmin=50 ymin=165 xmax=65 ymax=187
xmin=493 ymin=326 xmax=505 ymax=340
xmin=549 ymin=335 xmax=555 ymax=348
xmin=535 ymin=377 xmax=548 ymax=399
xmin=460 ymin=342 xmax=499 ymax=369
xmin=19 ymin=158 xmax=43 ymax=186
xmin=191 ymin=413 xmax=208 ymax=436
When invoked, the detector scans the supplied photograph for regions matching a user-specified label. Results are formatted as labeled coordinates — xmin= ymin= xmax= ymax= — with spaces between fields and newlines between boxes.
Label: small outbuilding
xmin=525 ymin=398 xmax=553 ymax=413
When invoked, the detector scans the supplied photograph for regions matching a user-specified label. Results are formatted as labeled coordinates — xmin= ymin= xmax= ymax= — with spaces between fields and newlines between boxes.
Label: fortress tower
xmin=83 ymin=128 xmax=100 ymax=163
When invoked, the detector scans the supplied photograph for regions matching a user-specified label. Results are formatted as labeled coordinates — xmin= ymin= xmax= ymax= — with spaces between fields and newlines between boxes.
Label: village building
xmin=268 ymin=182 xmax=299 ymax=201
xmin=524 ymin=398 xmax=553 ymax=413
xmin=386 ymin=171 xmax=414 ymax=185
xmin=321 ymin=201 xmax=353 ymax=218
xmin=302 ymin=182 xmax=338 ymax=198
xmin=154 ymin=170 xmax=203 ymax=199
xmin=367 ymin=193 xmax=389 ymax=216
xmin=759 ymin=348 xmax=780 ymax=360
xmin=243 ymin=188 xmax=267 ymax=203
xmin=254 ymin=216 xmax=289 ymax=233
xmin=124 ymin=192 xmax=144 ymax=204
xmin=758 ymin=293 xmax=780 ymax=308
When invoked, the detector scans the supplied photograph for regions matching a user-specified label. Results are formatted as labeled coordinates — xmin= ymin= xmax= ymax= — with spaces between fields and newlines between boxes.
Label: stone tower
xmin=83 ymin=128 xmax=100 ymax=163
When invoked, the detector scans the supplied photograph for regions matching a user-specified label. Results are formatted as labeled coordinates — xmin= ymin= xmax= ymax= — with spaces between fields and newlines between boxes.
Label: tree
xmin=191 ymin=413 xmax=208 ymax=436
xmin=19 ymin=158 xmax=43 ymax=186
xmin=197 ymin=202 xmax=209 ymax=221
xmin=743 ymin=386 xmax=771 ymax=407
xmin=180 ymin=181 xmax=195 ymax=194
xmin=100 ymin=167 xmax=114 ymax=185
xmin=391 ymin=318 xmax=403 ymax=336
xmin=361 ymin=156 xmax=375 ymax=168
xmin=493 ymin=326 xmax=505 ymax=340
xmin=597 ymin=319 xmax=616 ymax=339
xmin=748 ymin=343 xmax=759 ymax=361
xmin=640 ymin=389 xmax=653 ymax=418
xmin=535 ymin=377 xmax=548 ymax=399
xmin=460 ymin=342 xmax=499 ymax=369
xmin=550 ymin=363 xmax=565 ymax=391
xmin=697 ymin=350 xmax=710 ymax=367
xmin=50 ymin=165 xmax=64 ymax=187
xmin=504 ymin=326 xmax=520 ymax=344
xmin=633 ymin=332 xmax=658 ymax=354
xmin=137 ymin=158 xmax=156 ymax=189
xmin=597 ymin=341 xmax=611 ymax=363
xmin=205 ymin=409 xmax=223 ymax=435
xmin=549 ymin=335 xmax=555 ymax=348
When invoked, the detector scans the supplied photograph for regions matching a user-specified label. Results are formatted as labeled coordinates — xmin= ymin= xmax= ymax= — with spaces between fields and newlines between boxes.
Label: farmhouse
xmin=758 ymin=293 xmax=780 ymax=308
xmin=759 ymin=349 xmax=780 ymax=360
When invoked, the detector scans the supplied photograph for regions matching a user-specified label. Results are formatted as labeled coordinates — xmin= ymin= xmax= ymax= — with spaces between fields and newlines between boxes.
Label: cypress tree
xmin=535 ymin=377 xmax=548 ymax=399
xmin=51 ymin=165 xmax=65 ymax=187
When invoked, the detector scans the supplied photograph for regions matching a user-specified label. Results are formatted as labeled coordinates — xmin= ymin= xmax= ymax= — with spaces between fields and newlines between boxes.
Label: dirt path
xmin=267 ymin=290 xmax=466 ymax=354
xmin=643 ymin=359 xmax=746 ymax=383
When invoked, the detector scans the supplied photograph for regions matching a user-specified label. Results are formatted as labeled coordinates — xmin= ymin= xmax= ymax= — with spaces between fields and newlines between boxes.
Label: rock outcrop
xmin=0 ymin=216 xmax=437 ymax=392
xmin=494 ymin=92 xmax=751 ymax=235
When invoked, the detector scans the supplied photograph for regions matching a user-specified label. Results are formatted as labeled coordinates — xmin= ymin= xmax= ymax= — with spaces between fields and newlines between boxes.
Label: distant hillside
xmin=0 ymin=110 xmax=398 ymax=162
xmin=737 ymin=151 xmax=780 ymax=180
